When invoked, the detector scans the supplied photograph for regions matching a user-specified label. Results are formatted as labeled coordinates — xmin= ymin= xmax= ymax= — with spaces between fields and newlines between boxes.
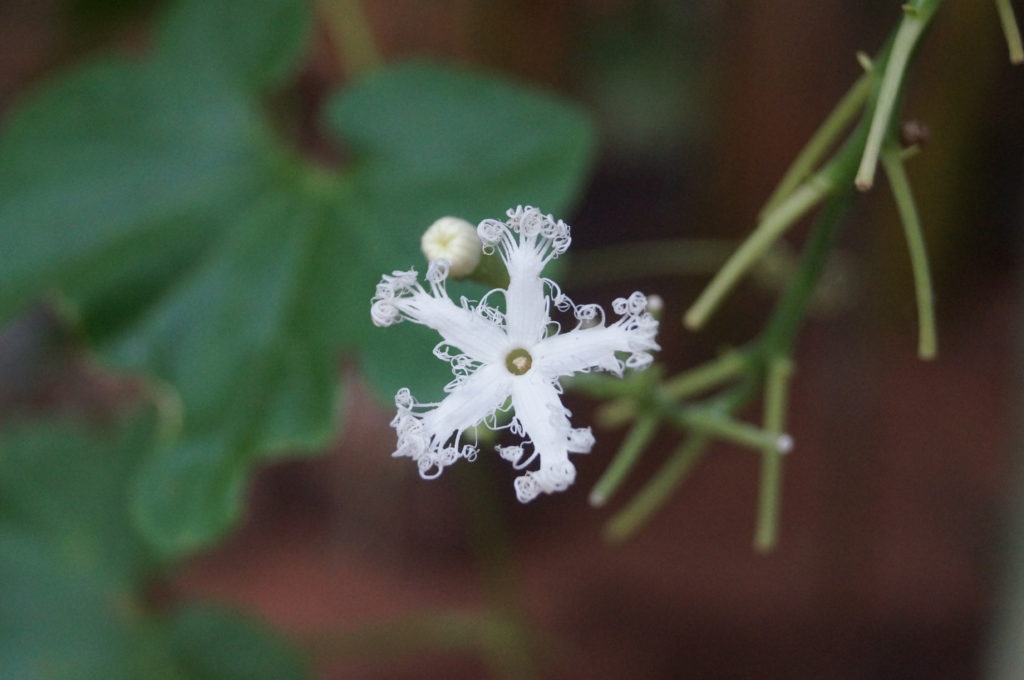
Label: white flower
xmin=420 ymin=216 xmax=482 ymax=277
xmin=371 ymin=206 xmax=660 ymax=502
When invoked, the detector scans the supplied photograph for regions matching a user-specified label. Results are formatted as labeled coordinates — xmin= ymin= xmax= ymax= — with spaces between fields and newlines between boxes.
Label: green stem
xmin=854 ymin=0 xmax=942 ymax=190
xmin=663 ymin=351 xmax=749 ymax=400
xmin=880 ymin=143 xmax=938 ymax=359
xmin=684 ymin=12 xmax=911 ymax=332
xmin=578 ymin=367 xmax=660 ymax=428
xmin=604 ymin=435 xmax=711 ymax=542
xmin=319 ymin=0 xmax=382 ymax=76
xmin=760 ymin=72 xmax=872 ymax=220
xmin=603 ymin=373 xmax=757 ymax=541
xmin=760 ymin=198 xmax=853 ymax=358
xmin=754 ymin=356 xmax=794 ymax=552
xmin=995 ymin=0 xmax=1024 ymax=64
xmin=684 ymin=175 xmax=832 ymax=330
xmin=589 ymin=414 xmax=659 ymax=507
xmin=673 ymin=406 xmax=789 ymax=453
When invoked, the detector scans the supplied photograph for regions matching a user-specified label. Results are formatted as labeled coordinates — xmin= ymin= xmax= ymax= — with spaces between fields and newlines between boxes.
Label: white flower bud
xmin=421 ymin=216 xmax=482 ymax=277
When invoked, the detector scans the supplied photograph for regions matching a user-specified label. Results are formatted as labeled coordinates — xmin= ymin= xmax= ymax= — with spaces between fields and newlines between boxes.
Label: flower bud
xmin=421 ymin=216 xmax=482 ymax=277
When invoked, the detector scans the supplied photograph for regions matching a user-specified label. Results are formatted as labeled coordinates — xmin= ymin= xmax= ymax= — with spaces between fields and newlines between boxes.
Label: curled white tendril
xmin=391 ymin=388 xmax=480 ymax=480
xmin=477 ymin=206 xmax=572 ymax=264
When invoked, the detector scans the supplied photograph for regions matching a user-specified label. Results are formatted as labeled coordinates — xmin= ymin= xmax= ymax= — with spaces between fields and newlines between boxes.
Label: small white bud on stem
xmin=421 ymin=216 xmax=482 ymax=277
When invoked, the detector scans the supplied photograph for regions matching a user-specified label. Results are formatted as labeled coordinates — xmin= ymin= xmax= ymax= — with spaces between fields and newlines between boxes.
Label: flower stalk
xmin=854 ymin=0 xmax=942 ymax=191
xmin=759 ymin=71 xmax=872 ymax=220
xmin=880 ymin=141 xmax=938 ymax=360
xmin=589 ymin=413 xmax=659 ymax=507
xmin=754 ymin=356 xmax=794 ymax=552
xmin=684 ymin=175 xmax=832 ymax=331
xmin=605 ymin=434 xmax=712 ymax=542
xmin=995 ymin=0 xmax=1024 ymax=64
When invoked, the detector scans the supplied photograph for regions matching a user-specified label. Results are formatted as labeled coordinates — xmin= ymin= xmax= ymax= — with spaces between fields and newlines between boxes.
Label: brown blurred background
xmin=1 ymin=0 xmax=1022 ymax=678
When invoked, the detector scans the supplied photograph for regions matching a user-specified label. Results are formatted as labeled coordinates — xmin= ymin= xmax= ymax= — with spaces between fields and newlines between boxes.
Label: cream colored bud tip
xmin=421 ymin=217 xmax=482 ymax=277
xmin=646 ymin=294 xmax=664 ymax=316
xmin=776 ymin=433 xmax=794 ymax=454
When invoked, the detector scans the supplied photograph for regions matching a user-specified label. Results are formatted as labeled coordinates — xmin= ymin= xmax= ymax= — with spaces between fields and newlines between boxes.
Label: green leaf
xmin=0 ymin=415 xmax=157 ymax=583
xmin=156 ymin=0 xmax=312 ymax=90
xmin=0 ymin=415 xmax=312 ymax=680
xmin=0 ymin=0 xmax=595 ymax=555
xmin=167 ymin=604 xmax=310 ymax=680
xmin=0 ymin=417 xmax=171 ymax=680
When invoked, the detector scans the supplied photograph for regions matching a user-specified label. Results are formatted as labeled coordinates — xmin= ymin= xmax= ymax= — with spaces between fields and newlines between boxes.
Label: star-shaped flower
xmin=371 ymin=206 xmax=660 ymax=502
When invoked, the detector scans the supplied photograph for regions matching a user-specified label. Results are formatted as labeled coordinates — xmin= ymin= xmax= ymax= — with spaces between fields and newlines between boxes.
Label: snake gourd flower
xmin=371 ymin=206 xmax=660 ymax=502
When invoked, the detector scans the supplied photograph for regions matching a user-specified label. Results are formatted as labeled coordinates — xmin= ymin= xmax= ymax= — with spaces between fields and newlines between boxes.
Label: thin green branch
xmin=589 ymin=414 xmax=660 ymax=507
xmin=663 ymin=351 xmax=749 ymax=400
xmin=754 ymin=357 xmax=794 ymax=552
xmin=604 ymin=435 xmax=711 ymax=542
xmin=760 ymin=72 xmax=871 ymax=220
xmin=760 ymin=183 xmax=858 ymax=356
xmin=684 ymin=175 xmax=831 ymax=330
xmin=854 ymin=0 xmax=942 ymax=190
xmin=995 ymin=0 xmax=1024 ymax=64
xmin=673 ymin=406 xmax=790 ymax=453
xmin=594 ymin=350 xmax=746 ymax=432
xmin=880 ymin=143 xmax=938 ymax=359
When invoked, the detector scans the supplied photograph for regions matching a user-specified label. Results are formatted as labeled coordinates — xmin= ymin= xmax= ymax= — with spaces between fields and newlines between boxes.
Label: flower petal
xmin=532 ymin=291 xmax=660 ymax=378
xmin=391 ymin=363 xmax=513 ymax=479
xmin=504 ymin=257 xmax=548 ymax=346
xmin=508 ymin=372 xmax=578 ymax=502
xmin=478 ymin=206 xmax=571 ymax=346
xmin=372 ymin=262 xmax=507 ymax=364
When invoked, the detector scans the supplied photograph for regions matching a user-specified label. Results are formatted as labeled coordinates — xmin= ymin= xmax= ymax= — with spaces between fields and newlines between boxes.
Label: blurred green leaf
xmin=156 ymin=0 xmax=311 ymax=90
xmin=0 ymin=0 xmax=594 ymax=555
xmin=0 ymin=415 xmax=310 ymax=680
xmin=166 ymin=604 xmax=310 ymax=680
xmin=0 ymin=417 xmax=167 ymax=680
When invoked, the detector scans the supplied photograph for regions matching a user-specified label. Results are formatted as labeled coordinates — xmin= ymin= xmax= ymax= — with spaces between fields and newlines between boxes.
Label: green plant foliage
xmin=0 ymin=0 xmax=594 ymax=554
xmin=166 ymin=604 xmax=310 ymax=680
xmin=0 ymin=415 xmax=310 ymax=680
